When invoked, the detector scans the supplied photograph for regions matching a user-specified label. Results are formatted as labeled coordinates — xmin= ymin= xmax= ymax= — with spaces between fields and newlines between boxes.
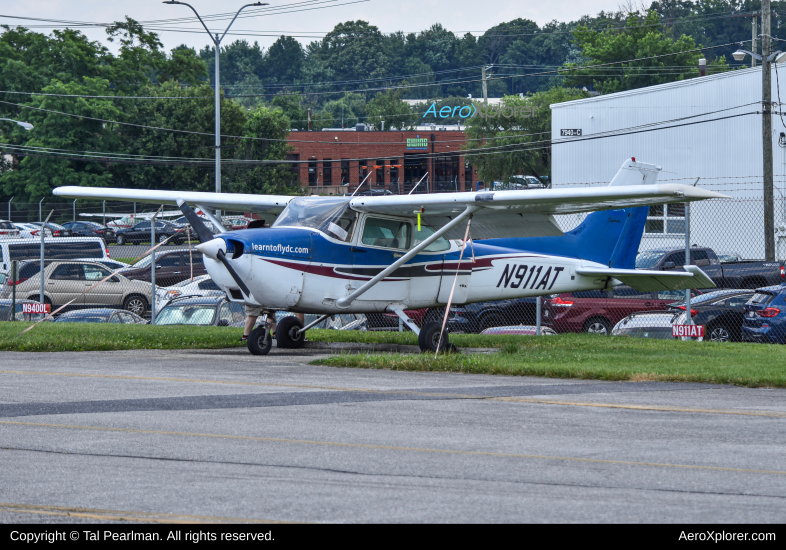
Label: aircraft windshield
xmin=273 ymin=197 xmax=356 ymax=241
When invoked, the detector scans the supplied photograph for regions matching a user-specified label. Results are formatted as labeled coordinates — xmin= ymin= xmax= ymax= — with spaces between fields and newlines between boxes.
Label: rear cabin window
xmin=361 ymin=218 xmax=411 ymax=250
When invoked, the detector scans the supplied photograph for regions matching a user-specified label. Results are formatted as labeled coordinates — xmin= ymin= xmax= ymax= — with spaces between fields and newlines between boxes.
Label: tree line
xmin=0 ymin=1 xmax=777 ymax=201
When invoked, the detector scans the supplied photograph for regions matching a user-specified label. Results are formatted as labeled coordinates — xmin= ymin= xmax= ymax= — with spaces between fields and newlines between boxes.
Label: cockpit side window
xmin=361 ymin=217 xmax=411 ymax=250
xmin=413 ymin=224 xmax=451 ymax=252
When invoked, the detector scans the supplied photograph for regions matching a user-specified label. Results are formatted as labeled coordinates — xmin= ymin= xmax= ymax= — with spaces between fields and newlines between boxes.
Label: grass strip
xmin=312 ymin=333 xmax=786 ymax=388
xmin=0 ymin=322 xmax=245 ymax=352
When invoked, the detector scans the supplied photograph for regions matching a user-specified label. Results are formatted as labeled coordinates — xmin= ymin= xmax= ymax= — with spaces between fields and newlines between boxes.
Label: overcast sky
xmin=1 ymin=0 xmax=626 ymax=53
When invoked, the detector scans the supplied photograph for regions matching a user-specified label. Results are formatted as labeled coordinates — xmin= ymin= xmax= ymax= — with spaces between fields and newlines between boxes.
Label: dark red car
xmin=543 ymin=286 xmax=702 ymax=335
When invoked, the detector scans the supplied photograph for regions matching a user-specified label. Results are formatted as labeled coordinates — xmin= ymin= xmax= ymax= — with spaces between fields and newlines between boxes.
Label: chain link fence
xmin=0 ymin=202 xmax=249 ymax=326
xmin=2 ymin=195 xmax=784 ymax=344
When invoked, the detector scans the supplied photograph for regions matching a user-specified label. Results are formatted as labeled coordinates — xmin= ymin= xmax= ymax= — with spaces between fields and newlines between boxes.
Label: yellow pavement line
xmin=491 ymin=397 xmax=786 ymax=418
xmin=1 ymin=419 xmax=784 ymax=476
xmin=3 ymin=370 xmax=786 ymax=418
xmin=0 ymin=501 xmax=297 ymax=524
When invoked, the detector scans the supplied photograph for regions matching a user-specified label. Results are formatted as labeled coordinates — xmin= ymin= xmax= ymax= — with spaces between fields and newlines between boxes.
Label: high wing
xmin=348 ymin=184 xmax=727 ymax=239
xmin=575 ymin=265 xmax=716 ymax=292
xmin=79 ymin=210 xmax=184 ymax=219
xmin=53 ymin=187 xmax=292 ymax=217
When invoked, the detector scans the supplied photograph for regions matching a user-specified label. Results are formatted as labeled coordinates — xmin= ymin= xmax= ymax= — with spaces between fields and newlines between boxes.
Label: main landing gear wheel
xmin=419 ymin=321 xmax=453 ymax=353
xmin=248 ymin=326 xmax=272 ymax=355
xmin=276 ymin=316 xmax=305 ymax=349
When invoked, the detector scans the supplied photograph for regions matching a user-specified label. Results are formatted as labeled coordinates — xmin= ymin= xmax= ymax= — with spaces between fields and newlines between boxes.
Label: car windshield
xmin=156 ymin=305 xmax=217 ymax=325
xmin=273 ymin=197 xmax=352 ymax=237
xmin=635 ymin=250 xmax=667 ymax=268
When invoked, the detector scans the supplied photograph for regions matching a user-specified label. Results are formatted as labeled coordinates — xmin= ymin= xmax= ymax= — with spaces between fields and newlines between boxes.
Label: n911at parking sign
xmin=672 ymin=324 xmax=704 ymax=338
xmin=22 ymin=303 xmax=50 ymax=314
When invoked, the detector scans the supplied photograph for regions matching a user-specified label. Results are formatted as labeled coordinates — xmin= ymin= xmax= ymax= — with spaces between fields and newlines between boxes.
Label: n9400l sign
xmin=560 ymin=129 xmax=582 ymax=137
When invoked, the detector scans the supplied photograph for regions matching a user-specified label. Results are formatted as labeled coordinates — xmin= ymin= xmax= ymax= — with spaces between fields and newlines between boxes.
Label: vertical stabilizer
xmin=486 ymin=158 xmax=660 ymax=268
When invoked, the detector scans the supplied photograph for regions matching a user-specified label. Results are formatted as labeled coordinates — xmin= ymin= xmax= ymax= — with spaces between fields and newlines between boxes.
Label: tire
xmin=123 ymin=295 xmax=149 ymax=316
xmin=276 ymin=316 xmax=305 ymax=349
xmin=418 ymin=321 xmax=451 ymax=353
xmin=707 ymin=324 xmax=732 ymax=343
xmin=247 ymin=326 xmax=272 ymax=355
xmin=583 ymin=317 xmax=611 ymax=336
xmin=158 ymin=234 xmax=168 ymax=244
xmin=480 ymin=314 xmax=505 ymax=333
xmin=116 ymin=234 xmax=126 ymax=246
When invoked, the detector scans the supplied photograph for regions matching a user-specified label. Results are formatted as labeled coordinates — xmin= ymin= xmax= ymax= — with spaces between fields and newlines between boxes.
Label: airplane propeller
xmin=176 ymin=199 xmax=252 ymax=298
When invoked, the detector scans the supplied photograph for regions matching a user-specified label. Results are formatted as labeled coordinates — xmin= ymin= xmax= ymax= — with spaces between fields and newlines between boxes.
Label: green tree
xmin=1 ymin=78 xmax=124 ymax=201
xmin=320 ymin=21 xmax=391 ymax=82
xmin=365 ymin=89 xmax=415 ymax=130
xmin=265 ymin=36 xmax=305 ymax=85
xmin=116 ymin=81 xmax=247 ymax=193
xmin=563 ymin=11 xmax=728 ymax=95
xmin=463 ymin=87 xmax=588 ymax=182
xmin=227 ymin=106 xmax=298 ymax=195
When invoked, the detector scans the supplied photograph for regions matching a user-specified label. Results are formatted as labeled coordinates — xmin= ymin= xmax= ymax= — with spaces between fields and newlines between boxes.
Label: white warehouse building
xmin=550 ymin=66 xmax=786 ymax=261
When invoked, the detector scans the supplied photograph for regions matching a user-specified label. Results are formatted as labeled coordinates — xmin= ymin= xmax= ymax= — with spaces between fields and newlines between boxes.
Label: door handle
xmin=645 ymin=302 xmax=652 ymax=306
xmin=173 ymin=271 xmax=181 ymax=274
xmin=350 ymin=247 xmax=366 ymax=253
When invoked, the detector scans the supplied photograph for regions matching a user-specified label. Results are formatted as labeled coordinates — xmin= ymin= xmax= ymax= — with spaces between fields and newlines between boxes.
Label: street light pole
xmin=762 ymin=0 xmax=776 ymax=261
xmin=163 ymin=1 xmax=266 ymax=208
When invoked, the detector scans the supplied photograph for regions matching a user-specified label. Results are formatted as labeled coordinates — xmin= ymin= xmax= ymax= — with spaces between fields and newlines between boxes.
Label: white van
xmin=0 ymin=237 xmax=109 ymax=273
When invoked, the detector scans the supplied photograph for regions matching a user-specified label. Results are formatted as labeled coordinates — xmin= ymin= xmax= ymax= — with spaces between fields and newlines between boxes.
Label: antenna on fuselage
xmin=350 ymin=173 xmax=373 ymax=197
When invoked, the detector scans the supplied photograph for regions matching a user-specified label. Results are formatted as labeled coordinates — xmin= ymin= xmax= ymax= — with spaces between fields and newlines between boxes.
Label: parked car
xmin=155 ymin=295 xmax=246 ymax=327
xmin=12 ymin=223 xmax=51 ymax=239
xmin=115 ymin=220 xmax=185 ymax=246
xmin=369 ymin=308 xmax=428 ymax=331
xmin=28 ymin=222 xmax=72 ymax=237
xmin=0 ymin=220 xmax=21 ymax=238
xmin=612 ymin=311 xmax=679 ymax=340
xmin=5 ymin=260 xmax=163 ymax=315
xmin=157 ymin=275 xmax=224 ymax=311
xmin=223 ymin=216 xmax=257 ymax=230
xmin=105 ymin=216 xmax=137 ymax=230
xmin=0 ymin=299 xmax=49 ymax=321
xmin=0 ymin=220 xmax=19 ymax=239
xmin=742 ymin=285 xmax=786 ymax=344
xmin=445 ymin=298 xmax=539 ymax=333
xmin=544 ymin=286 xmax=702 ymax=336
xmin=54 ymin=308 xmax=147 ymax=324
xmin=62 ymin=221 xmax=116 ymax=243
xmin=172 ymin=215 xmax=224 ymax=233
xmin=635 ymin=247 xmax=785 ymax=289
xmin=0 ymin=237 xmax=109 ymax=276
xmin=480 ymin=325 xmax=557 ymax=335
xmin=667 ymin=289 xmax=756 ymax=342
xmin=121 ymin=250 xmax=206 ymax=287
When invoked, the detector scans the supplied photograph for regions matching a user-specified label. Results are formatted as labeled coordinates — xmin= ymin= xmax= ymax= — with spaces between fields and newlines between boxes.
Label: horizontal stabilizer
xmin=575 ymin=265 xmax=716 ymax=292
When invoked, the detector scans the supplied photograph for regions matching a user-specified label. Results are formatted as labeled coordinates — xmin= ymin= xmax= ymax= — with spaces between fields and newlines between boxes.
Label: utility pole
xmin=481 ymin=65 xmax=491 ymax=105
xmin=164 ymin=1 xmax=266 ymax=206
xmin=763 ymin=0 xmax=776 ymax=261
xmin=753 ymin=13 xmax=758 ymax=68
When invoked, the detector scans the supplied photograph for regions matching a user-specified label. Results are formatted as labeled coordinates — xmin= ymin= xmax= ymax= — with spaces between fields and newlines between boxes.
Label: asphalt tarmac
xmin=0 ymin=347 xmax=785 ymax=523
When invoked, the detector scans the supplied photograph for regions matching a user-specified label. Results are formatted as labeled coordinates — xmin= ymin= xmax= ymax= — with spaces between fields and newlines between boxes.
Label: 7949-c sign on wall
xmin=560 ymin=129 xmax=582 ymax=137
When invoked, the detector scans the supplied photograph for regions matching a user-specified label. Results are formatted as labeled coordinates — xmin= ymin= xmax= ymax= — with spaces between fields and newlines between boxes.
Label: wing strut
xmin=336 ymin=205 xmax=479 ymax=308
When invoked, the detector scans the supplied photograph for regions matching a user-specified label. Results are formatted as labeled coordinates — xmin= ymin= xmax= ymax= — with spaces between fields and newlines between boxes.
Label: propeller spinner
xmin=176 ymin=199 xmax=252 ymax=298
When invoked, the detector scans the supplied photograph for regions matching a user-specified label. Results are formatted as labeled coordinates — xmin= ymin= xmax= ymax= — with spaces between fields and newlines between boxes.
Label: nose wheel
xmin=247 ymin=326 xmax=272 ymax=355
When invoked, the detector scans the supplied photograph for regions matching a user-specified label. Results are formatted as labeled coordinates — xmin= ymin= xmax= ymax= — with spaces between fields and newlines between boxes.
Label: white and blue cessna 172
xmin=54 ymin=158 xmax=726 ymax=354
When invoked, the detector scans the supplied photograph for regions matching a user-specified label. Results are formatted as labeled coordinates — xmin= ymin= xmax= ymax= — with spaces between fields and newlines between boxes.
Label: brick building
xmin=286 ymin=129 xmax=476 ymax=195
